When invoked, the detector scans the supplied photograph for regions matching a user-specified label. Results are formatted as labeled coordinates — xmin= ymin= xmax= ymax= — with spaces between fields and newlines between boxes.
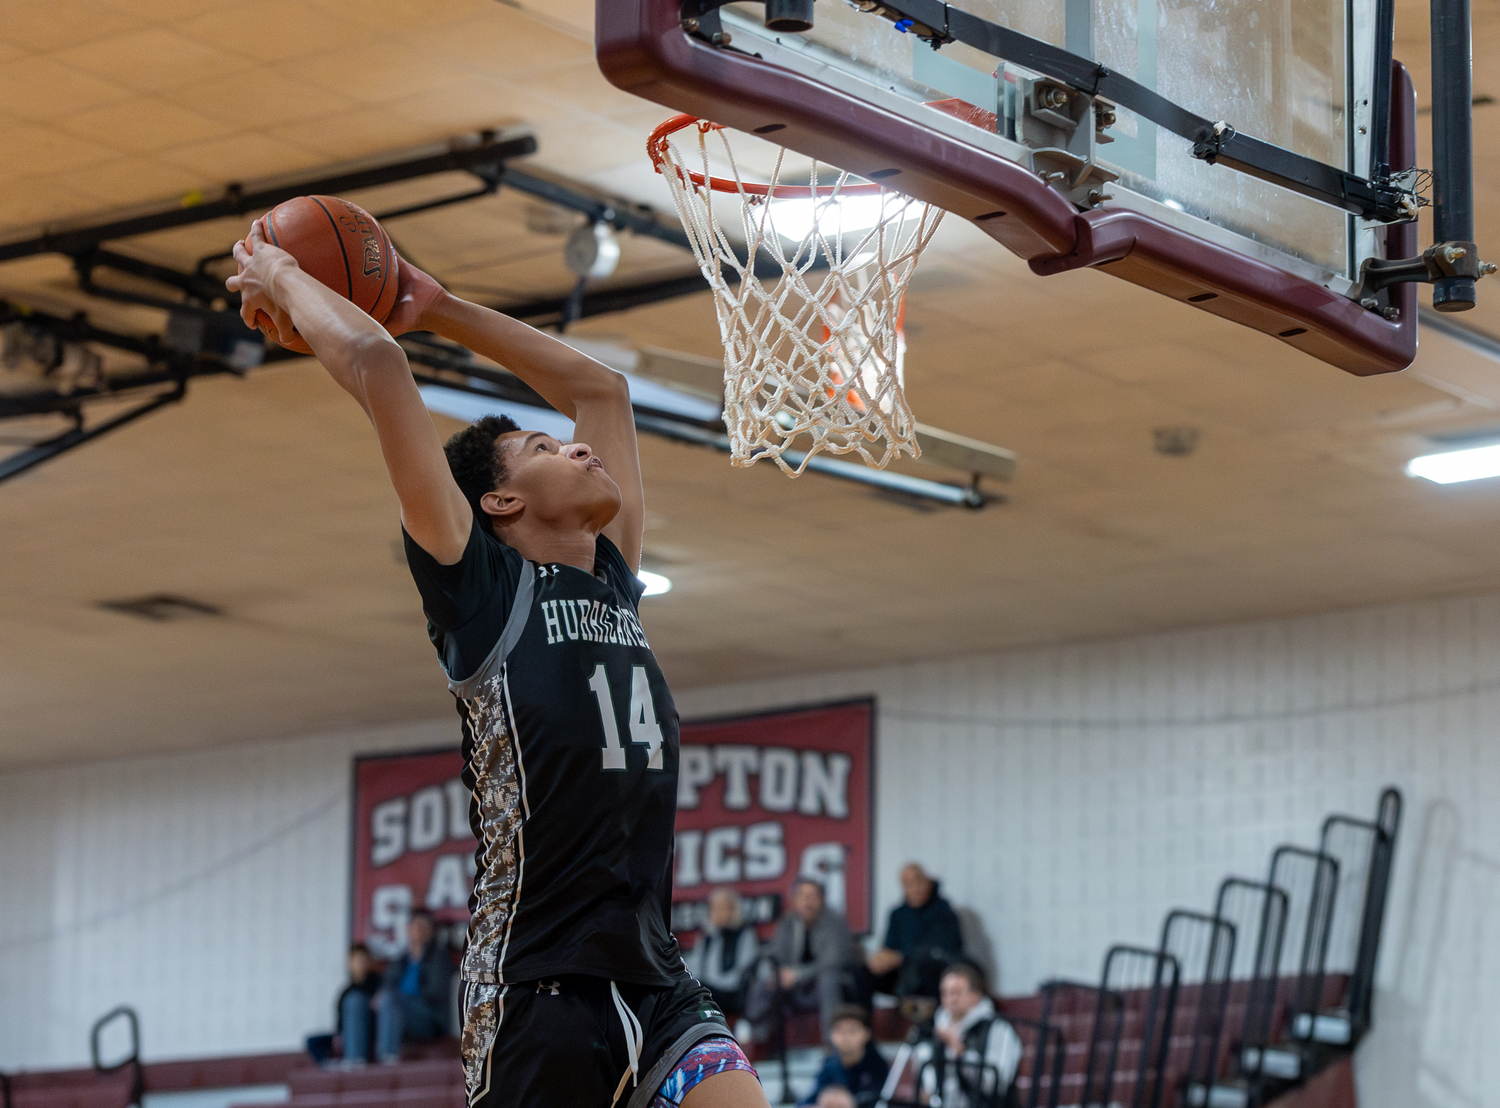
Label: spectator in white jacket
xmin=915 ymin=963 xmax=1023 ymax=1108
xmin=685 ymin=887 xmax=761 ymax=1018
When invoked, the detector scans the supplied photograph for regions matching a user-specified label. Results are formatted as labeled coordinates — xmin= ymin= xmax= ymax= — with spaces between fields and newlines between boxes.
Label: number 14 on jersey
xmin=588 ymin=663 xmax=664 ymax=770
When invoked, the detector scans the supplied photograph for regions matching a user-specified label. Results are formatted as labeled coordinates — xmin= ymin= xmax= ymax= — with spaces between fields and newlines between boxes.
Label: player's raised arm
xmin=416 ymin=295 xmax=646 ymax=573
xmin=227 ymin=220 xmax=472 ymax=564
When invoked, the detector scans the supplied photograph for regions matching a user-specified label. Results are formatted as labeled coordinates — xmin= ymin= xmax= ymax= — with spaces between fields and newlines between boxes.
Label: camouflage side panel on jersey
xmin=460 ymin=981 xmax=505 ymax=1102
xmin=459 ymin=668 xmax=524 ymax=984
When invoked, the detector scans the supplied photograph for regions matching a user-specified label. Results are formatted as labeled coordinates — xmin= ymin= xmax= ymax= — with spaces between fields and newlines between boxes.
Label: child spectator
xmin=800 ymin=1005 xmax=889 ymax=1107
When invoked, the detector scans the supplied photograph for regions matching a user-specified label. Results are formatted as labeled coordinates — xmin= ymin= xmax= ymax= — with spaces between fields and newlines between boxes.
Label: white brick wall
xmin=675 ymin=595 xmax=1500 ymax=1108
xmin=2 ymin=592 xmax=1497 ymax=1108
xmin=0 ymin=719 xmax=452 ymax=1070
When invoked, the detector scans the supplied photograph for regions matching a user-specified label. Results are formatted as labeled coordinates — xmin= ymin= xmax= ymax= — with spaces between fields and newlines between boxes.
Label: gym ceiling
xmin=0 ymin=0 xmax=1498 ymax=768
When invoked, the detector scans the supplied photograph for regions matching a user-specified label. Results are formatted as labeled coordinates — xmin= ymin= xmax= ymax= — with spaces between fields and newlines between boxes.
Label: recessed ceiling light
xmin=1406 ymin=442 xmax=1500 ymax=484
xmin=637 ymin=570 xmax=672 ymax=596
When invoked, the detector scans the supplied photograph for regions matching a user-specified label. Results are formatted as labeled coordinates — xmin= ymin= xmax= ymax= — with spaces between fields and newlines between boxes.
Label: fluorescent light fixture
xmin=637 ymin=570 xmax=672 ymax=596
xmin=769 ymin=193 xmax=916 ymax=240
xmin=418 ymin=385 xmax=575 ymax=441
xmin=1406 ymin=442 xmax=1500 ymax=484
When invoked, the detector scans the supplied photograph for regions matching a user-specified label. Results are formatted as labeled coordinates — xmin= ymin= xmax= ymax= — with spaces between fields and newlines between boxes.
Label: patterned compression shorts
xmin=650 ymin=1036 xmax=759 ymax=1107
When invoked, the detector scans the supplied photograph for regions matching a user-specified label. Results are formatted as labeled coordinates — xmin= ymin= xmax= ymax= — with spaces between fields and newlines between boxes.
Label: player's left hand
xmin=227 ymin=219 xmax=298 ymax=345
xmin=382 ymin=255 xmax=447 ymax=337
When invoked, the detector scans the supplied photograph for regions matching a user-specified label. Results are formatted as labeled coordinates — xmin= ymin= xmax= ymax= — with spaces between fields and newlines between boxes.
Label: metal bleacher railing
xmin=1159 ymin=910 xmax=1236 ymax=1103
xmin=1033 ymin=979 xmax=1124 ymax=1108
xmin=89 ymin=1008 xmax=143 ymax=1108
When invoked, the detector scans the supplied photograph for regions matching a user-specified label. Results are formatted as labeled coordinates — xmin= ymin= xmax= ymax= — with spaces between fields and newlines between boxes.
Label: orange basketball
xmin=252 ymin=195 xmax=400 ymax=353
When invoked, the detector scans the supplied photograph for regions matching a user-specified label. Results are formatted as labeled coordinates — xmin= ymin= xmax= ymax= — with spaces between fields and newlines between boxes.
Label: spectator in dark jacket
xmin=867 ymin=864 xmax=964 ymax=1000
xmin=337 ymin=943 xmax=383 ymax=1061
xmin=376 ymin=910 xmax=454 ymax=1060
xmin=799 ymin=1005 xmax=890 ymax=1107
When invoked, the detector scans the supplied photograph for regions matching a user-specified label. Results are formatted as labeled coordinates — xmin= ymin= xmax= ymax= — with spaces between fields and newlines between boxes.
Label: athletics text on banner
xmin=672 ymin=699 xmax=874 ymax=942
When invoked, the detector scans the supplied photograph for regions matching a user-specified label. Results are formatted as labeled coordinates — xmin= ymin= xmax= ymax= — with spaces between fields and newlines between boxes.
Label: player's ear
xmin=480 ymin=489 xmax=523 ymax=527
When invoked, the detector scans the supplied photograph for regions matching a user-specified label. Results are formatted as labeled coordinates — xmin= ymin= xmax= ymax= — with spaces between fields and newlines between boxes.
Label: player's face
xmin=498 ymin=430 xmax=621 ymax=529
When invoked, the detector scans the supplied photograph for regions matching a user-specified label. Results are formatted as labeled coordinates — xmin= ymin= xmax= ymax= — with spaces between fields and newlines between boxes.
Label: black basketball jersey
xmin=404 ymin=519 xmax=684 ymax=987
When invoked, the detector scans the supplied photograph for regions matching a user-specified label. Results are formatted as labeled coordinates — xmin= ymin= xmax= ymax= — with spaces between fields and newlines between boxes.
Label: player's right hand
xmin=227 ymin=219 xmax=299 ymax=345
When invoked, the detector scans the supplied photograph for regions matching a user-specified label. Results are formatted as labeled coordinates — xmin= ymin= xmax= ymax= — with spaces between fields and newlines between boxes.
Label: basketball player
xmin=228 ymin=220 xmax=768 ymax=1108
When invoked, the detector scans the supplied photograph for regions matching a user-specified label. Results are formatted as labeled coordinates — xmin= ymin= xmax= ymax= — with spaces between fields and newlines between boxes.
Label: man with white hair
xmin=685 ymin=888 xmax=761 ymax=1018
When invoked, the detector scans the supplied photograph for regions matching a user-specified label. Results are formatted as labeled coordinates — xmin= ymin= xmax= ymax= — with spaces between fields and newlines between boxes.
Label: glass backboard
xmin=597 ymin=0 xmax=1419 ymax=375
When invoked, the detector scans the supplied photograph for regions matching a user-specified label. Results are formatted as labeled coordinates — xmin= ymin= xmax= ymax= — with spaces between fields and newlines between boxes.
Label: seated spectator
xmin=816 ymin=1087 xmax=857 ymax=1108
xmin=913 ymin=963 xmax=1023 ymax=1108
xmin=376 ymin=910 xmax=454 ymax=1061
xmin=305 ymin=942 xmax=383 ymax=1063
xmin=748 ymin=878 xmax=865 ymax=1039
xmin=684 ymin=887 xmax=761 ymax=1018
xmin=867 ymin=864 xmax=964 ymax=1002
xmin=799 ymin=1005 xmax=890 ymax=1108
xmin=338 ymin=942 xmax=383 ymax=1062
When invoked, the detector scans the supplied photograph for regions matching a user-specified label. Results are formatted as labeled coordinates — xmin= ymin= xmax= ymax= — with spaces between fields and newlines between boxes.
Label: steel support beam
xmin=0 ymin=129 xmax=539 ymax=263
xmin=1431 ymin=0 xmax=1477 ymax=309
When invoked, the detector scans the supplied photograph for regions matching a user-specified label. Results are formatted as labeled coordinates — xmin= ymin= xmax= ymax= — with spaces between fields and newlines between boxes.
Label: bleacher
xmin=760 ymin=788 xmax=1399 ymax=1108
xmin=3 ymin=789 xmax=1399 ymax=1108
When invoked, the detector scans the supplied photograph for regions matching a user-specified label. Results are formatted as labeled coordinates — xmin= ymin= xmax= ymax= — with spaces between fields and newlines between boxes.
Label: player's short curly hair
xmin=443 ymin=414 xmax=521 ymax=534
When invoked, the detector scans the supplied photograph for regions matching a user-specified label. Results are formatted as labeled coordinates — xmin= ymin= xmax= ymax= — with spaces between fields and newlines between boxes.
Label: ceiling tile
xmin=405 ymin=13 xmax=595 ymax=79
xmin=162 ymin=131 xmax=328 ymax=181
xmin=0 ymin=58 xmax=134 ymax=123
xmin=54 ymin=27 xmax=255 ymax=93
xmin=0 ymin=178 xmax=113 ymax=232
xmin=265 ymin=107 xmax=447 ymax=163
xmin=304 ymin=0 xmax=499 ymax=30
xmin=61 ymin=97 xmax=234 ymax=153
xmin=0 ymin=121 xmax=121 ymax=179
xmin=97 ymin=0 xmax=238 ymax=19
xmin=176 ymin=1 xmax=379 ymax=63
xmin=65 ymin=155 xmax=209 ymax=207
xmin=382 ymin=76 xmax=571 ymax=134
xmin=0 ymin=0 xmax=142 ymax=53
xmin=274 ymin=40 xmax=470 ymax=104
xmin=162 ymin=69 xmax=358 ymax=128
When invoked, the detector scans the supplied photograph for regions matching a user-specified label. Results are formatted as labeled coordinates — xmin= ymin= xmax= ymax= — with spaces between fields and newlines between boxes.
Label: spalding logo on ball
xmin=247 ymin=195 xmax=399 ymax=353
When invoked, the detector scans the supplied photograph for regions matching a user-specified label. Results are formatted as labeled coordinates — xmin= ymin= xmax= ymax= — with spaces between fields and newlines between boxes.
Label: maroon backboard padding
xmin=596 ymin=2 xmax=1418 ymax=376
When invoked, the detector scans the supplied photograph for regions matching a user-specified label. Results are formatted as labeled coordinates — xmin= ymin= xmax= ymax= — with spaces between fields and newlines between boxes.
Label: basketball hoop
xmin=648 ymin=114 xmax=944 ymax=473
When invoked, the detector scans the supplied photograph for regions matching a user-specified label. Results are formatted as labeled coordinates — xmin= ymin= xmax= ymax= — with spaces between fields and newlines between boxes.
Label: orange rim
xmin=648 ymin=114 xmax=889 ymax=198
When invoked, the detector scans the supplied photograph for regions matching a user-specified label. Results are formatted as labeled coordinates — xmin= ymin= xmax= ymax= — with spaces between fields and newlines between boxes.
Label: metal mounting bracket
xmin=1356 ymin=240 xmax=1495 ymax=307
xmin=1016 ymin=78 xmax=1119 ymax=208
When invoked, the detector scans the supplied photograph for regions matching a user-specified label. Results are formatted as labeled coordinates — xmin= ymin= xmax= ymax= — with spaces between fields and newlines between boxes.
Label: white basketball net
xmin=650 ymin=117 xmax=945 ymax=473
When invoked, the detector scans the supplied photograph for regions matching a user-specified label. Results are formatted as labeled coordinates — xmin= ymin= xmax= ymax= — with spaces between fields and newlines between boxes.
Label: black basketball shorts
xmin=461 ymin=972 xmax=732 ymax=1108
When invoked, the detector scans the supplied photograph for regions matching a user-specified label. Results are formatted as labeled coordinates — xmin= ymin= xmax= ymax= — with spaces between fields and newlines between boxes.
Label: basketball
xmin=250 ymin=195 xmax=399 ymax=353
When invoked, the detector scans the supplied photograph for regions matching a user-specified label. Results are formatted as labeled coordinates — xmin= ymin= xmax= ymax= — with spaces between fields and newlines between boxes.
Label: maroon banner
xmin=350 ymin=748 xmax=476 ymax=958
xmin=672 ymin=700 xmax=875 ymax=942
